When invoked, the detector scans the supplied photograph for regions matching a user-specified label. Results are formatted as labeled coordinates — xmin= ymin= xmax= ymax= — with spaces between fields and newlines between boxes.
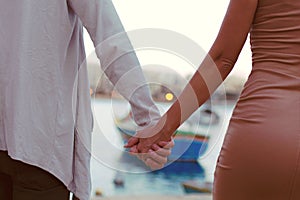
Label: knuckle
xmin=166 ymin=150 xmax=171 ymax=156
xmin=162 ymin=158 xmax=167 ymax=164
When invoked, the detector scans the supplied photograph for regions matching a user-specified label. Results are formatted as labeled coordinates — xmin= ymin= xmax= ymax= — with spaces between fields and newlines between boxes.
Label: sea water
xmin=90 ymin=98 xmax=235 ymax=196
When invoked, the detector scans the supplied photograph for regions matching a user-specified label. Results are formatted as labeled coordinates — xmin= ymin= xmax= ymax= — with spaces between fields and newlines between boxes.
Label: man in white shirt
xmin=0 ymin=0 xmax=173 ymax=199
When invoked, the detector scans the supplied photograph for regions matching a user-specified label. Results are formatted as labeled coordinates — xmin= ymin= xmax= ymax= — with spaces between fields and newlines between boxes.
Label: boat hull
xmin=116 ymin=126 xmax=209 ymax=162
xmin=182 ymin=181 xmax=213 ymax=194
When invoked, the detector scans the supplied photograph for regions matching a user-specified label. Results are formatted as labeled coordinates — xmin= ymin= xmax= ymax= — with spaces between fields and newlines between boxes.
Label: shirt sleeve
xmin=67 ymin=0 xmax=160 ymax=126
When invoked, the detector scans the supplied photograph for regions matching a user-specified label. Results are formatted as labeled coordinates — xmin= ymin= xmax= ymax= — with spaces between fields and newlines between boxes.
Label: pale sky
xmin=84 ymin=0 xmax=252 ymax=80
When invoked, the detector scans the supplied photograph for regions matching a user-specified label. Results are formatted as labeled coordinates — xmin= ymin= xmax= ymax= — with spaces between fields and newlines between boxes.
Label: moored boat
xmin=182 ymin=180 xmax=213 ymax=194
xmin=115 ymin=106 xmax=220 ymax=162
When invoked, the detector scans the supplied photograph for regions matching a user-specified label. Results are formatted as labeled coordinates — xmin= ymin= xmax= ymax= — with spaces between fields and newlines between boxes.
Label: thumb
xmin=129 ymin=145 xmax=139 ymax=155
xmin=137 ymin=142 xmax=152 ymax=154
xmin=124 ymin=137 xmax=139 ymax=148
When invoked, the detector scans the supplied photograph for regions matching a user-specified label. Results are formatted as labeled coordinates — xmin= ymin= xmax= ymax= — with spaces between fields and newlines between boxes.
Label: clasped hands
xmin=124 ymin=122 xmax=174 ymax=170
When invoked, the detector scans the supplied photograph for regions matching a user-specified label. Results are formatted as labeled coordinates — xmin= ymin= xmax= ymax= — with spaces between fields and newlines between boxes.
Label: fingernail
xmin=152 ymin=144 xmax=159 ymax=150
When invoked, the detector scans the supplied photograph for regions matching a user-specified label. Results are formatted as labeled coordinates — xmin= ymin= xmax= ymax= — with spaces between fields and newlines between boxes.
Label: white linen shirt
xmin=0 ymin=0 xmax=160 ymax=199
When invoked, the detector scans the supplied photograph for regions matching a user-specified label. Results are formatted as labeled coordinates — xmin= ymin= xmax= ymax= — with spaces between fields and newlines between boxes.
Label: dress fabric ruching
xmin=213 ymin=0 xmax=300 ymax=200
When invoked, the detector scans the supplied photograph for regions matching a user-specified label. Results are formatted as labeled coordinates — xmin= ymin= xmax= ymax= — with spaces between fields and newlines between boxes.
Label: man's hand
xmin=125 ymin=119 xmax=173 ymax=153
xmin=125 ymin=138 xmax=174 ymax=170
xmin=124 ymin=117 xmax=175 ymax=170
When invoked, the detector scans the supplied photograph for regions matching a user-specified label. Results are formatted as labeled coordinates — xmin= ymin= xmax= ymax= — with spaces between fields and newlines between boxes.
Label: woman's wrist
xmin=159 ymin=112 xmax=180 ymax=140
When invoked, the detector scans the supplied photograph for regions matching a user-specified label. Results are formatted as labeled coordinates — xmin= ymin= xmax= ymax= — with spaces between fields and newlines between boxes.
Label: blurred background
xmin=83 ymin=0 xmax=252 ymax=198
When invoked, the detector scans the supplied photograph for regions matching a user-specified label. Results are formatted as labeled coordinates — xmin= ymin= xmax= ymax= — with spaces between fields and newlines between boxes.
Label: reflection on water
xmin=90 ymin=98 xmax=235 ymax=196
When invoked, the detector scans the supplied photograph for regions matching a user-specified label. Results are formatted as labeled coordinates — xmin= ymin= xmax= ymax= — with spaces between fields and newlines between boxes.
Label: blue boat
xmin=115 ymin=106 xmax=219 ymax=162
xmin=154 ymin=161 xmax=205 ymax=175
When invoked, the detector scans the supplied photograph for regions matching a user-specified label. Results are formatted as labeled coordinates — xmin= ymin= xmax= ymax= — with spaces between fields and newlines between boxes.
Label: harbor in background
xmin=90 ymin=99 xmax=236 ymax=198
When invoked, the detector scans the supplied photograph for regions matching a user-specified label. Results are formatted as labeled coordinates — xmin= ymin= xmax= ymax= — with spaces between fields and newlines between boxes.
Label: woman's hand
xmin=127 ymin=139 xmax=175 ymax=170
xmin=124 ymin=116 xmax=176 ymax=170
xmin=124 ymin=123 xmax=175 ymax=170
xmin=125 ymin=120 xmax=173 ymax=153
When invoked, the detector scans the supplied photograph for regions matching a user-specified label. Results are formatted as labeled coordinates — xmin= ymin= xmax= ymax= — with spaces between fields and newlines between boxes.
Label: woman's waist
xmin=239 ymin=66 xmax=299 ymax=101
xmin=251 ymin=61 xmax=300 ymax=80
xmin=232 ymin=77 xmax=299 ymax=125
xmin=251 ymin=52 xmax=300 ymax=80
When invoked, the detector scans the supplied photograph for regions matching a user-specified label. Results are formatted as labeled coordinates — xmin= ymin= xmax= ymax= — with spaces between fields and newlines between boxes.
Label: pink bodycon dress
xmin=213 ymin=1 xmax=300 ymax=199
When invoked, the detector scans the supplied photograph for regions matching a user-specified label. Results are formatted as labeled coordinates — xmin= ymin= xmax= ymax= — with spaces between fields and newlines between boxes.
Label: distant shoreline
xmin=91 ymin=194 xmax=212 ymax=200
xmin=91 ymin=92 xmax=239 ymax=104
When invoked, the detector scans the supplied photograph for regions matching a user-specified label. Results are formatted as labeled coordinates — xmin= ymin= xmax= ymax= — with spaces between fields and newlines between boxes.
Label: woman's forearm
xmin=128 ymin=0 xmax=258 ymax=155
xmin=161 ymin=52 xmax=235 ymax=138
xmin=158 ymin=0 xmax=258 ymax=139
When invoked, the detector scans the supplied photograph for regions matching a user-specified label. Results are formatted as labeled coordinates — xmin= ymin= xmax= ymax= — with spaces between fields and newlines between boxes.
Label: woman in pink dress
xmin=126 ymin=0 xmax=300 ymax=199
